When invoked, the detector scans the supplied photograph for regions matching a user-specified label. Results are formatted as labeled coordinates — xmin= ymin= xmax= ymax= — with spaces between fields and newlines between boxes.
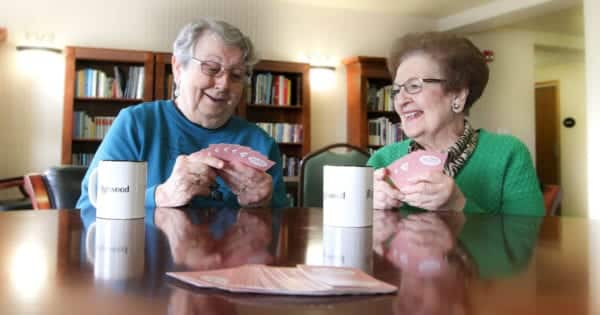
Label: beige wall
xmin=468 ymin=29 xmax=537 ymax=157
xmin=535 ymin=48 xmax=587 ymax=216
xmin=0 ymin=0 xmax=434 ymax=178
xmin=585 ymin=0 xmax=600 ymax=220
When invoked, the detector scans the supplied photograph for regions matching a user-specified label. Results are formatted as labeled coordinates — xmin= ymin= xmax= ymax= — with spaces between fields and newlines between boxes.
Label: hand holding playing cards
xmin=218 ymin=161 xmax=273 ymax=207
xmin=155 ymin=152 xmax=225 ymax=208
xmin=399 ymin=171 xmax=466 ymax=211
xmin=373 ymin=168 xmax=405 ymax=210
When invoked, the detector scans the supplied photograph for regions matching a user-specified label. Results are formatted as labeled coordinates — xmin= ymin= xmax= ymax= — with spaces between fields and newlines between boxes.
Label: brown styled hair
xmin=388 ymin=32 xmax=489 ymax=112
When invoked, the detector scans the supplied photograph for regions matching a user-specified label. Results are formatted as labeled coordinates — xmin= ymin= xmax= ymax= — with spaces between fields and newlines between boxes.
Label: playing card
xmin=386 ymin=150 xmax=447 ymax=189
xmin=195 ymin=144 xmax=276 ymax=171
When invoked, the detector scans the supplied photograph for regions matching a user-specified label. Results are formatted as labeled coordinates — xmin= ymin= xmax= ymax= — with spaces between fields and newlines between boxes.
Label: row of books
xmin=367 ymin=84 xmax=394 ymax=112
xmin=253 ymin=73 xmax=294 ymax=105
xmin=368 ymin=116 xmax=405 ymax=146
xmin=72 ymin=153 xmax=94 ymax=166
xmin=281 ymin=154 xmax=300 ymax=177
xmin=75 ymin=66 xmax=145 ymax=99
xmin=72 ymin=111 xmax=116 ymax=139
xmin=256 ymin=122 xmax=303 ymax=143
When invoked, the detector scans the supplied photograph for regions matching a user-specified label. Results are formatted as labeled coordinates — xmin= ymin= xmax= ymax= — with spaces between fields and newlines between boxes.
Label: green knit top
xmin=367 ymin=129 xmax=545 ymax=216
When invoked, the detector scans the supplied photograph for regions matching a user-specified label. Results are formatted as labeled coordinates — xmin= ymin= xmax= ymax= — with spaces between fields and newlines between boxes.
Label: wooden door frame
xmin=534 ymin=80 xmax=561 ymax=185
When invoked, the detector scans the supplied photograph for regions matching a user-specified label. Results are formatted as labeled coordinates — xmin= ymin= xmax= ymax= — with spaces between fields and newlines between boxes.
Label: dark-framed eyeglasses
xmin=190 ymin=57 xmax=248 ymax=82
xmin=391 ymin=77 xmax=446 ymax=97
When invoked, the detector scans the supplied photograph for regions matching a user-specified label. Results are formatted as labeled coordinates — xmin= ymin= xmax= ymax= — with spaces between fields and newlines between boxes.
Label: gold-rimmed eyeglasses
xmin=189 ymin=57 xmax=248 ymax=83
xmin=391 ymin=77 xmax=446 ymax=97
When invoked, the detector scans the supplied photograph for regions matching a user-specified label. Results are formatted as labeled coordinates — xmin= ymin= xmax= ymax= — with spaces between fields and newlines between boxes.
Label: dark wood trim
xmin=23 ymin=174 xmax=52 ymax=209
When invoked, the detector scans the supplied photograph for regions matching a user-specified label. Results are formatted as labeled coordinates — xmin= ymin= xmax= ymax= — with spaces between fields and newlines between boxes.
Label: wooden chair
xmin=24 ymin=165 xmax=87 ymax=210
xmin=542 ymin=184 xmax=562 ymax=216
xmin=0 ymin=176 xmax=32 ymax=210
xmin=298 ymin=143 xmax=370 ymax=207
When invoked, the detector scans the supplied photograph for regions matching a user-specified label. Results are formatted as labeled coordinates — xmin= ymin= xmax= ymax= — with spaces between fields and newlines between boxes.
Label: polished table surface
xmin=0 ymin=208 xmax=598 ymax=315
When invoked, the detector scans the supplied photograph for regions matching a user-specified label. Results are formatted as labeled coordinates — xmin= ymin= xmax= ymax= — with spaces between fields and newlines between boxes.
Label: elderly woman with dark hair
xmin=368 ymin=32 xmax=544 ymax=215
xmin=77 ymin=18 xmax=288 ymax=225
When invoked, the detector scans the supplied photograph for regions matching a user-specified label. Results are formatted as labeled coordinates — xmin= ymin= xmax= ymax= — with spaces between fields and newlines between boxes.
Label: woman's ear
xmin=452 ymin=89 xmax=469 ymax=113
xmin=171 ymin=55 xmax=182 ymax=84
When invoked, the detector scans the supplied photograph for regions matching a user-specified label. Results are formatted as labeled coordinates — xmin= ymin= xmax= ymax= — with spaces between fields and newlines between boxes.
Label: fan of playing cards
xmin=386 ymin=150 xmax=447 ymax=189
xmin=202 ymin=144 xmax=275 ymax=171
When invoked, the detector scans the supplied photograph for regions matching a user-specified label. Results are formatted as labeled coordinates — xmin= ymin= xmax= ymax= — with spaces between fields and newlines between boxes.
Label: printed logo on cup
xmin=323 ymin=165 xmax=374 ymax=227
xmin=88 ymin=160 xmax=147 ymax=219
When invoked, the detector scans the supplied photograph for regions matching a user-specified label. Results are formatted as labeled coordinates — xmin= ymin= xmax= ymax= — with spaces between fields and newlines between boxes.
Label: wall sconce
xmin=16 ymin=45 xmax=62 ymax=54
xmin=309 ymin=65 xmax=336 ymax=91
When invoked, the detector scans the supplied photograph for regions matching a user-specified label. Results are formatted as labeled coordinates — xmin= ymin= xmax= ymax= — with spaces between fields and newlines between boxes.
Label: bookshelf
xmin=154 ymin=53 xmax=174 ymax=100
xmin=61 ymin=46 xmax=154 ymax=164
xmin=241 ymin=60 xmax=311 ymax=179
xmin=343 ymin=56 xmax=403 ymax=151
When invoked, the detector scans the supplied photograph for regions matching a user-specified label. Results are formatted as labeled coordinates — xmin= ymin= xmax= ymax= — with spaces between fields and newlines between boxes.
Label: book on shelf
xmin=256 ymin=122 xmax=303 ymax=144
xmin=368 ymin=116 xmax=404 ymax=146
xmin=72 ymin=153 xmax=95 ymax=166
xmin=281 ymin=154 xmax=300 ymax=177
xmin=253 ymin=73 xmax=293 ymax=105
xmin=72 ymin=111 xmax=116 ymax=139
xmin=367 ymin=83 xmax=394 ymax=112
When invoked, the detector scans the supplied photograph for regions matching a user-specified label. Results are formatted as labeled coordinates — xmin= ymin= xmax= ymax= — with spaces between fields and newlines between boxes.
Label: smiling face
xmin=172 ymin=31 xmax=246 ymax=129
xmin=393 ymin=54 xmax=466 ymax=149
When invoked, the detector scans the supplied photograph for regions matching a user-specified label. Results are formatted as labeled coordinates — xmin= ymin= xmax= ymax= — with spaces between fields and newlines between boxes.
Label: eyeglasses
xmin=189 ymin=57 xmax=247 ymax=82
xmin=391 ymin=77 xmax=446 ymax=97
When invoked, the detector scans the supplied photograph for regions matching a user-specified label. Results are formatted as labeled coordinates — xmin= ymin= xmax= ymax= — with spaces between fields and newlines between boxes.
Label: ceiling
xmin=277 ymin=0 xmax=584 ymax=36
xmin=510 ymin=5 xmax=583 ymax=36
xmin=277 ymin=0 xmax=496 ymax=18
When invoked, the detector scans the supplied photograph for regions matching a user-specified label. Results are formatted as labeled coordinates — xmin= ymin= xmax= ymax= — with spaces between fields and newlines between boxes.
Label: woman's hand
xmin=217 ymin=161 xmax=273 ymax=207
xmin=373 ymin=168 xmax=405 ymax=210
xmin=155 ymin=152 xmax=225 ymax=207
xmin=399 ymin=170 xmax=466 ymax=211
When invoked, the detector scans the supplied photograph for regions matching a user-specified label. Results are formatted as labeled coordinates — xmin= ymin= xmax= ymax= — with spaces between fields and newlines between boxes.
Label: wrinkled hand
xmin=217 ymin=161 xmax=273 ymax=207
xmin=218 ymin=210 xmax=273 ymax=267
xmin=373 ymin=209 xmax=401 ymax=256
xmin=154 ymin=208 xmax=221 ymax=270
xmin=373 ymin=168 xmax=404 ymax=210
xmin=155 ymin=152 xmax=225 ymax=208
xmin=399 ymin=170 xmax=466 ymax=211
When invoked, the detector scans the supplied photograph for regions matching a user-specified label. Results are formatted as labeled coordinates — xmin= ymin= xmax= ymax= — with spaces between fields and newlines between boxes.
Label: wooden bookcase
xmin=61 ymin=46 xmax=154 ymax=164
xmin=240 ymin=60 xmax=311 ymax=175
xmin=153 ymin=53 xmax=173 ymax=100
xmin=343 ymin=56 xmax=398 ymax=150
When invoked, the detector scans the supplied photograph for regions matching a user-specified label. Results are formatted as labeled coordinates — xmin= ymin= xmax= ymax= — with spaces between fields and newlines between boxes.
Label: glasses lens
xmin=405 ymin=78 xmax=422 ymax=94
xmin=200 ymin=60 xmax=222 ymax=76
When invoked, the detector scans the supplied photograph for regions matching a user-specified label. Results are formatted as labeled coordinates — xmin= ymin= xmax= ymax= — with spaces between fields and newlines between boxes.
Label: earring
xmin=451 ymin=102 xmax=462 ymax=113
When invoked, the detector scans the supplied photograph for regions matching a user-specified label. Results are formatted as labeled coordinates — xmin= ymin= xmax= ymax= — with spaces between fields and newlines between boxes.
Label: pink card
xmin=386 ymin=150 xmax=447 ymax=189
xmin=238 ymin=150 xmax=275 ymax=171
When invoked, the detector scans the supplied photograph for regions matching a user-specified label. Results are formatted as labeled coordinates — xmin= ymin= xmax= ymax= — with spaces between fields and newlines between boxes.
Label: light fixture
xmin=309 ymin=65 xmax=337 ymax=91
xmin=16 ymin=45 xmax=62 ymax=54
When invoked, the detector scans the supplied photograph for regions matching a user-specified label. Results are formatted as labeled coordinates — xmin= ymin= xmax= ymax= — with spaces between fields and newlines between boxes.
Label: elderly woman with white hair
xmin=77 ymin=18 xmax=288 ymax=225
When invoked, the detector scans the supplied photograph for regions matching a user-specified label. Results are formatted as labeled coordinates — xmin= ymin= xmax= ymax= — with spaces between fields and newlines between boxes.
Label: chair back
xmin=542 ymin=184 xmax=562 ymax=216
xmin=0 ymin=176 xmax=32 ymax=210
xmin=299 ymin=143 xmax=370 ymax=207
xmin=24 ymin=165 xmax=87 ymax=209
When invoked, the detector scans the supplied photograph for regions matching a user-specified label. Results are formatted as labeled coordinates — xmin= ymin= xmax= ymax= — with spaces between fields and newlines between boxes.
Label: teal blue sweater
xmin=367 ymin=130 xmax=544 ymax=216
xmin=77 ymin=100 xmax=289 ymax=226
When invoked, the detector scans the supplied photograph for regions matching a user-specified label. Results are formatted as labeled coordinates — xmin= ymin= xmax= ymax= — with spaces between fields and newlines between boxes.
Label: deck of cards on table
xmin=167 ymin=264 xmax=397 ymax=296
xmin=386 ymin=150 xmax=447 ymax=189
xmin=202 ymin=144 xmax=275 ymax=171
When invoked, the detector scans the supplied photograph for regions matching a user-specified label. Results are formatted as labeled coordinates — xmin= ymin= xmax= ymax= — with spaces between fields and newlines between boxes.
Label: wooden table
xmin=0 ymin=208 xmax=598 ymax=314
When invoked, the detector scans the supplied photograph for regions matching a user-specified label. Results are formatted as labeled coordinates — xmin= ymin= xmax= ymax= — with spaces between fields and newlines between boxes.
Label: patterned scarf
xmin=408 ymin=120 xmax=479 ymax=178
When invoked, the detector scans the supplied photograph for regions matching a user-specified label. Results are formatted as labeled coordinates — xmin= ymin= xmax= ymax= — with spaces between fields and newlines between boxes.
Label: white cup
xmin=322 ymin=225 xmax=373 ymax=273
xmin=88 ymin=160 xmax=147 ymax=219
xmin=323 ymin=165 xmax=373 ymax=227
xmin=85 ymin=218 xmax=145 ymax=281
